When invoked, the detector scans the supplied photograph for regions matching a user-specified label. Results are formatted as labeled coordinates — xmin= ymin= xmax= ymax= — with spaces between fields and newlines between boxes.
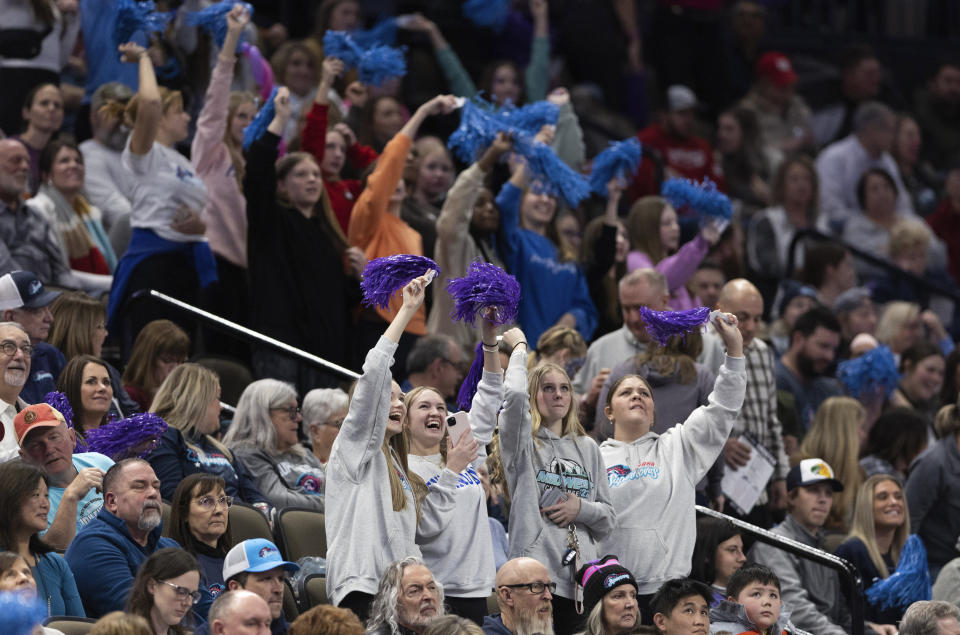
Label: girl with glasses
xmin=126 ymin=547 xmax=200 ymax=635
xmin=168 ymin=474 xmax=233 ymax=622
xmin=223 ymin=379 xmax=326 ymax=512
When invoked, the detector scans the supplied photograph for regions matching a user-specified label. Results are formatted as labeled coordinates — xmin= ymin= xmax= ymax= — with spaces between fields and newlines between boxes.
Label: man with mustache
xmin=774 ymin=306 xmax=843 ymax=449
xmin=484 ymin=557 xmax=555 ymax=635
xmin=65 ymin=457 xmax=179 ymax=618
xmin=0 ymin=320 xmax=31 ymax=461
xmin=367 ymin=558 xmax=445 ymax=634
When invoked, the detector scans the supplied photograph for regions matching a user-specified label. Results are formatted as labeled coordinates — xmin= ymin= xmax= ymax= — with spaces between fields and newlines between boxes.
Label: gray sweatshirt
xmin=408 ymin=369 xmax=503 ymax=597
xmin=500 ymin=347 xmax=617 ymax=600
xmin=599 ymin=355 xmax=745 ymax=594
xmin=232 ymin=447 xmax=325 ymax=512
xmin=325 ymin=337 xmax=460 ymax=606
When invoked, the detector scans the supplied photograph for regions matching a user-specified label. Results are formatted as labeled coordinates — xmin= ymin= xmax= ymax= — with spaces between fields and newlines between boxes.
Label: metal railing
xmin=696 ymin=505 xmax=864 ymax=635
xmin=133 ymin=289 xmax=361 ymax=382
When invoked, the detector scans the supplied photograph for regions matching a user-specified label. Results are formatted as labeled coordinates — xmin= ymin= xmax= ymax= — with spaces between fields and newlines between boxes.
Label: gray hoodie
xmin=709 ymin=598 xmax=812 ymax=635
xmin=408 ymin=369 xmax=503 ymax=598
xmin=500 ymin=347 xmax=617 ymax=600
xmin=325 ymin=337 xmax=460 ymax=606
xmin=599 ymin=355 xmax=745 ymax=594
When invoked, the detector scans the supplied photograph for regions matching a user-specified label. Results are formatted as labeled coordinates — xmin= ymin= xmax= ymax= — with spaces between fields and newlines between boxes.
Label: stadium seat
xmin=275 ymin=507 xmax=326 ymax=560
xmin=228 ymin=502 xmax=273 ymax=546
xmin=43 ymin=616 xmax=96 ymax=635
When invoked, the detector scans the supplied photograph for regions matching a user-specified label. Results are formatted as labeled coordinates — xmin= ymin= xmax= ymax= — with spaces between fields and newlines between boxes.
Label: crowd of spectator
xmin=5 ymin=0 xmax=960 ymax=634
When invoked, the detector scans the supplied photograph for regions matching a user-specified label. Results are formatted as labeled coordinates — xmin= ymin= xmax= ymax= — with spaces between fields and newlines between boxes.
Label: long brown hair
xmin=846 ymin=475 xmax=910 ymax=578
xmin=626 ymin=196 xmax=669 ymax=263
xmin=168 ymin=474 xmax=232 ymax=556
xmin=121 ymin=319 xmax=191 ymax=400
xmin=0 ymin=462 xmax=54 ymax=555
xmin=528 ymin=363 xmax=586 ymax=439
xmin=225 ymin=91 xmax=256 ymax=187
xmin=47 ymin=291 xmax=106 ymax=361
xmin=56 ymin=354 xmax=112 ymax=438
xmin=632 ymin=331 xmax=702 ymax=385
xmin=275 ymin=152 xmax=349 ymax=249
xmin=126 ymin=548 xmax=199 ymax=635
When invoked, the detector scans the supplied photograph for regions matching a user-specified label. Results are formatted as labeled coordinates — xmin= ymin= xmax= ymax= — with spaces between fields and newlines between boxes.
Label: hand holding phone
xmin=446 ymin=411 xmax=471 ymax=447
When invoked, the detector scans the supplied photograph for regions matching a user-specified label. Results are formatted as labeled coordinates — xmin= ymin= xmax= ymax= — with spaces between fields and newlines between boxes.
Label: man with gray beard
xmin=0 ymin=321 xmax=31 ymax=461
xmin=367 ymin=558 xmax=445 ymax=635
xmin=65 ymin=458 xmax=179 ymax=617
xmin=483 ymin=557 xmax=555 ymax=635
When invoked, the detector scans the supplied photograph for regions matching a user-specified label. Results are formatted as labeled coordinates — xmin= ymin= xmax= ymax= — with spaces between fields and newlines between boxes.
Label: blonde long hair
xmin=528 ymin=363 xmax=586 ymax=439
xmin=150 ymin=364 xmax=232 ymax=461
xmin=225 ymin=91 xmax=256 ymax=187
xmin=847 ymin=474 xmax=910 ymax=578
xmin=801 ymin=396 xmax=865 ymax=531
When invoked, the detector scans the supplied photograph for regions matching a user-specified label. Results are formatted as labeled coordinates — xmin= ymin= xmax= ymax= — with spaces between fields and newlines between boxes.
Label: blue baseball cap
xmin=222 ymin=539 xmax=299 ymax=581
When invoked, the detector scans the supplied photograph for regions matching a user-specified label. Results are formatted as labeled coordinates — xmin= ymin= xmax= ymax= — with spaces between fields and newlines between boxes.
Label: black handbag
xmin=0 ymin=25 xmax=54 ymax=60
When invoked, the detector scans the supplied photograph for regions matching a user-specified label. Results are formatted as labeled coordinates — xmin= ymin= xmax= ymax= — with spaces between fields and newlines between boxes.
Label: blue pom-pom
xmin=114 ymin=0 xmax=173 ymax=48
xmin=447 ymin=98 xmax=502 ymax=163
xmin=456 ymin=342 xmax=485 ymax=411
xmin=43 ymin=391 xmax=74 ymax=427
xmin=242 ymin=85 xmax=278 ymax=151
xmin=638 ymin=306 xmax=711 ymax=348
xmin=499 ymin=100 xmax=560 ymax=135
xmin=447 ymin=261 xmax=521 ymax=326
xmin=515 ymin=135 xmax=591 ymax=207
xmin=322 ymin=30 xmax=363 ymax=67
xmin=361 ymin=255 xmax=441 ymax=310
xmin=589 ymin=138 xmax=643 ymax=195
xmin=462 ymin=0 xmax=510 ymax=31
xmin=837 ymin=345 xmax=901 ymax=398
xmin=351 ymin=17 xmax=398 ymax=48
xmin=185 ymin=1 xmax=253 ymax=51
xmin=865 ymin=535 xmax=932 ymax=610
xmin=661 ymin=177 xmax=733 ymax=221
xmin=357 ymin=43 xmax=407 ymax=86
xmin=0 ymin=591 xmax=47 ymax=635
xmin=84 ymin=413 xmax=169 ymax=460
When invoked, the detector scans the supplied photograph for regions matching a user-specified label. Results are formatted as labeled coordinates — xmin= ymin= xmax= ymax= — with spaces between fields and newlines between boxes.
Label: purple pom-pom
xmin=456 ymin=342 xmax=485 ymax=411
xmin=351 ymin=17 xmax=398 ymax=48
xmin=361 ymin=254 xmax=441 ymax=310
xmin=514 ymin=135 xmax=591 ymax=207
xmin=0 ymin=591 xmax=47 ymax=635
xmin=589 ymin=138 xmax=643 ymax=195
xmin=241 ymin=42 xmax=274 ymax=101
xmin=185 ymin=1 xmax=253 ymax=51
xmin=446 ymin=261 xmax=521 ymax=326
xmin=322 ymin=30 xmax=364 ymax=67
xmin=114 ymin=0 xmax=172 ymax=48
xmin=661 ymin=177 xmax=733 ymax=221
xmin=84 ymin=413 xmax=169 ymax=460
xmin=837 ymin=345 xmax=901 ymax=398
xmin=43 ymin=391 xmax=74 ymax=427
xmin=357 ymin=43 xmax=407 ymax=86
xmin=638 ymin=306 xmax=711 ymax=348
xmin=242 ymin=85 xmax=278 ymax=151
xmin=865 ymin=534 xmax=931 ymax=610
xmin=462 ymin=0 xmax=510 ymax=31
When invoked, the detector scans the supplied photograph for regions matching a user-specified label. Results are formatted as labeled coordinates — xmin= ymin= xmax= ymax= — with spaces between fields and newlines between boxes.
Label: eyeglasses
xmin=500 ymin=582 xmax=556 ymax=595
xmin=271 ymin=406 xmax=300 ymax=420
xmin=0 ymin=340 xmax=33 ymax=357
xmin=159 ymin=580 xmax=202 ymax=604
xmin=323 ymin=417 xmax=344 ymax=429
xmin=195 ymin=495 xmax=233 ymax=510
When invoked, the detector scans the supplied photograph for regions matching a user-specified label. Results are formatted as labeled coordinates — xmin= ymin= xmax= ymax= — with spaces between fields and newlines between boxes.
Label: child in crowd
xmin=709 ymin=564 xmax=810 ymax=635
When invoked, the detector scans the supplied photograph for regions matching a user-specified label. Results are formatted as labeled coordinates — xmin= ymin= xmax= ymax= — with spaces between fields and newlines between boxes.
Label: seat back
xmin=300 ymin=573 xmax=328 ymax=611
xmin=275 ymin=508 xmax=326 ymax=560
xmin=43 ymin=616 xmax=97 ymax=635
xmin=283 ymin=578 xmax=300 ymax=621
xmin=228 ymin=502 xmax=273 ymax=546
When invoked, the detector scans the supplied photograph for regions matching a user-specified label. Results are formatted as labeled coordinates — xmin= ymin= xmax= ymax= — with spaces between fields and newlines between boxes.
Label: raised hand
xmin=401 ymin=273 xmax=433 ymax=312
xmin=320 ymin=57 xmax=344 ymax=88
xmin=445 ymin=428 xmax=479 ymax=474
xmin=333 ymin=122 xmax=357 ymax=148
xmin=502 ymin=327 xmax=527 ymax=351
xmin=118 ymin=42 xmax=147 ymax=63
xmin=273 ymin=86 xmax=291 ymax=122
xmin=226 ymin=4 xmax=250 ymax=34
xmin=714 ymin=311 xmax=743 ymax=358
xmin=344 ymin=81 xmax=368 ymax=108
xmin=419 ymin=94 xmax=459 ymax=117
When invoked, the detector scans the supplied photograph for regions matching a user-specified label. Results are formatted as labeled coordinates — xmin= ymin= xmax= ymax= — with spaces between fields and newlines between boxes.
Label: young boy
xmin=709 ymin=564 xmax=811 ymax=635
xmin=651 ymin=578 xmax=714 ymax=635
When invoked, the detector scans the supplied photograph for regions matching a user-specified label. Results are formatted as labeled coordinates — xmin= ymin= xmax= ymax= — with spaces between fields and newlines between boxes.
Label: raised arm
xmin=192 ymin=5 xmax=249 ymax=175
xmin=242 ymin=88 xmax=289 ymax=230
xmin=301 ymin=56 xmax=343 ymax=163
xmin=469 ymin=309 xmax=507 ymax=452
xmin=120 ymin=42 xmax=161 ymax=156
xmin=436 ymin=134 xmax=512 ymax=244
xmin=524 ymin=0 xmax=550 ymax=102
xmin=401 ymin=15 xmax=477 ymax=97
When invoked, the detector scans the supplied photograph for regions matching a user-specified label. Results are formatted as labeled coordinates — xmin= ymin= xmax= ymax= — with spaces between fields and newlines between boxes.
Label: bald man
xmin=209 ymin=590 xmax=272 ymax=635
xmin=715 ymin=279 xmax=789 ymax=522
xmin=483 ymin=557 xmax=555 ymax=635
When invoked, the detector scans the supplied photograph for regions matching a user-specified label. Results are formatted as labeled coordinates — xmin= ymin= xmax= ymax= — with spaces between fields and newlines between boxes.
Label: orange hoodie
xmin=347 ymin=132 xmax=426 ymax=334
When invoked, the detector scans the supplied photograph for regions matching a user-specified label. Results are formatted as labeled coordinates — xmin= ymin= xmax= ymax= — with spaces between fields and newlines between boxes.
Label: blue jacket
xmin=495 ymin=182 xmax=597 ymax=344
xmin=63 ymin=508 xmax=179 ymax=618
xmin=0 ymin=545 xmax=85 ymax=618
xmin=482 ymin=614 xmax=513 ymax=635
xmin=21 ymin=341 xmax=65 ymax=405
xmin=148 ymin=426 xmax=268 ymax=504
xmin=194 ymin=615 xmax=289 ymax=635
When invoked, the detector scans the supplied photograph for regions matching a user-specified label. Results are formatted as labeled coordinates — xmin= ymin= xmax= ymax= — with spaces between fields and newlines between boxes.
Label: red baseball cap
xmin=756 ymin=51 xmax=797 ymax=87
xmin=15 ymin=403 xmax=67 ymax=445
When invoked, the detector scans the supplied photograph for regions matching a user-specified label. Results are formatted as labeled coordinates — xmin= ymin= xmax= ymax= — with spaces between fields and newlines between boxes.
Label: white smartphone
xmin=539 ymin=487 xmax=567 ymax=508
xmin=446 ymin=411 xmax=472 ymax=447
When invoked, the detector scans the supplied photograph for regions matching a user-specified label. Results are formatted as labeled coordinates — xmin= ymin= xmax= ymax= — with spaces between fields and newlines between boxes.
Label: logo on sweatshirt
xmin=185 ymin=448 xmax=233 ymax=469
xmin=295 ymin=473 xmax=323 ymax=494
xmin=208 ymin=582 xmax=226 ymax=598
xmin=424 ymin=465 xmax=482 ymax=490
xmin=536 ymin=457 xmax=592 ymax=498
xmin=606 ymin=462 xmax=660 ymax=488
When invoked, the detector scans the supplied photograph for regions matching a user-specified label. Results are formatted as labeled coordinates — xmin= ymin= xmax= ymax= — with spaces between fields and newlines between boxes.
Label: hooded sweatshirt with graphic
xmin=499 ymin=346 xmax=617 ymax=600
xmin=709 ymin=598 xmax=813 ymax=635
xmin=325 ymin=337 xmax=460 ymax=606
xmin=599 ymin=354 xmax=745 ymax=594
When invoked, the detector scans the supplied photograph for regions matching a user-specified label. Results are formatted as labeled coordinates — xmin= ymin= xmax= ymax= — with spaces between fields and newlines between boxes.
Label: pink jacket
xmin=191 ymin=53 xmax=247 ymax=268
xmin=627 ymin=234 xmax=709 ymax=310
